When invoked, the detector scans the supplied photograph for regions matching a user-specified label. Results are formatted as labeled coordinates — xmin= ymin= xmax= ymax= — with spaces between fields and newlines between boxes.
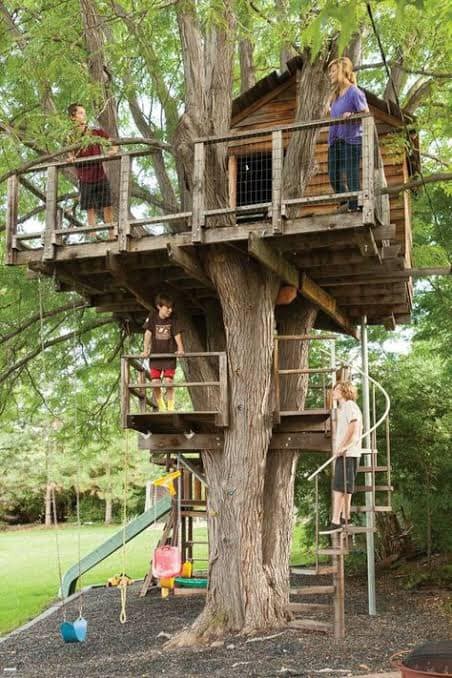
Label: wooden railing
xmin=5 ymin=115 xmax=389 ymax=263
xmin=120 ymin=352 xmax=229 ymax=427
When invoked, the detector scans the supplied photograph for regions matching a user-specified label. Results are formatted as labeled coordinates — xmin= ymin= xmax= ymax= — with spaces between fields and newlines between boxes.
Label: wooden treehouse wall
xmin=229 ymin=78 xmax=412 ymax=266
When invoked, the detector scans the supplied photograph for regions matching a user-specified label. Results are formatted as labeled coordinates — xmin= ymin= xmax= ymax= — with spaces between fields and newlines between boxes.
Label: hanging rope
xmin=119 ymin=426 xmax=130 ymax=624
xmin=38 ymin=276 xmax=74 ymax=622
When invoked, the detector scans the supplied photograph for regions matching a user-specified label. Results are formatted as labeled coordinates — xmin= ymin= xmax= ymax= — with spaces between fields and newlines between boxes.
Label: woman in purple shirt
xmin=327 ymin=57 xmax=369 ymax=211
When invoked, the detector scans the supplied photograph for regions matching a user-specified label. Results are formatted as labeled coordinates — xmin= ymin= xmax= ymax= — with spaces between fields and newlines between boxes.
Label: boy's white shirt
xmin=335 ymin=399 xmax=363 ymax=458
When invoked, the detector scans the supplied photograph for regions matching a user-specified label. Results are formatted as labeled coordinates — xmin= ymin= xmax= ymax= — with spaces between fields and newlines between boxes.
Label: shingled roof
xmin=232 ymin=55 xmax=406 ymax=122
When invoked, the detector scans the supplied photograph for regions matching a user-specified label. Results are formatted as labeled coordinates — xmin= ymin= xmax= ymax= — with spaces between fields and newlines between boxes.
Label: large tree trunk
xmin=168 ymin=249 xmax=281 ymax=644
xmin=167 ymin=5 xmax=334 ymax=646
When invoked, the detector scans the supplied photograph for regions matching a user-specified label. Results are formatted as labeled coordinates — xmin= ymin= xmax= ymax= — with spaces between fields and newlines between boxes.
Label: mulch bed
xmin=0 ymin=574 xmax=450 ymax=678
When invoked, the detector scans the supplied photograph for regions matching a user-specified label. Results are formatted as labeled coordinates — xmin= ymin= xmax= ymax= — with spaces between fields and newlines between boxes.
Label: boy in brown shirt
xmin=142 ymin=294 xmax=184 ymax=411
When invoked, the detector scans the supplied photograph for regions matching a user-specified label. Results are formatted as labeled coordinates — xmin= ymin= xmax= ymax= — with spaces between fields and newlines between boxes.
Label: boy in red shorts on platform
xmin=142 ymin=294 xmax=184 ymax=411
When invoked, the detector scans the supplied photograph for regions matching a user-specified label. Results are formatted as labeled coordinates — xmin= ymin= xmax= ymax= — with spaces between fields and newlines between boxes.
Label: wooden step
xmin=289 ymin=602 xmax=331 ymax=613
xmin=354 ymin=485 xmax=393 ymax=492
xmin=343 ymin=525 xmax=377 ymax=534
xmin=290 ymin=585 xmax=335 ymax=595
xmin=358 ymin=465 xmax=388 ymax=472
xmin=316 ymin=548 xmax=348 ymax=556
xmin=350 ymin=505 xmax=392 ymax=513
xmin=288 ymin=618 xmax=333 ymax=634
xmin=291 ymin=565 xmax=338 ymax=576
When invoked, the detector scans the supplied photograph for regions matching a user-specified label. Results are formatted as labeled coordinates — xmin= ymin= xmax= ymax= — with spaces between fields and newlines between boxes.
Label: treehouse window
xmin=237 ymin=152 xmax=272 ymax=207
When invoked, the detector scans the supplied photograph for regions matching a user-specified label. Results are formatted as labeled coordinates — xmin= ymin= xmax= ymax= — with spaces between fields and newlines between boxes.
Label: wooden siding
xmin=230 ymin=82 xmax=412 ymax=258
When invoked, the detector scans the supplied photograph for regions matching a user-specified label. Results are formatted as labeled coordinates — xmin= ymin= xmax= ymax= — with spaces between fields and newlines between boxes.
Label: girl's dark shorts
xmin=79 ymin=178 xmax=112 ymax=210
xmin=333 ymin=456 xmax=359 ymax=494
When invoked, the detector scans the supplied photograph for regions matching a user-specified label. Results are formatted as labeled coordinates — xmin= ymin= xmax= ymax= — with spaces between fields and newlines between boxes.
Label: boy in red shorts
xmin=142 ymin=294 xmax=184 ymax=412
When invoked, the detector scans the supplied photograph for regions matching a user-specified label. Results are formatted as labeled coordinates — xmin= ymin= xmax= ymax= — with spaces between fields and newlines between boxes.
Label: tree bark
xmin=168 ymin=249 xmax=281 ymax=645
xmin=105 ymin=495 xmax=112 ymax=525
xmin=239 ymin=38 xmax=256 ymax=93
xmin=44 ymin=483 xmax=52 ymax=527
xmin=282 ymin=46 xmax=336 ymax=202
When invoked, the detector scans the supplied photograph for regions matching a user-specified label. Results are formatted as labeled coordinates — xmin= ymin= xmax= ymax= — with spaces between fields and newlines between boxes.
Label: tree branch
xmin=381 ymin=172 xmax=452 ymax=195
xmin=0 ymin=302 xmax=87 ymax=344
xmin=0 ymin=318 xmax=113 ymax=385
xmin=355 ymin=62 xmax=452 ymax=79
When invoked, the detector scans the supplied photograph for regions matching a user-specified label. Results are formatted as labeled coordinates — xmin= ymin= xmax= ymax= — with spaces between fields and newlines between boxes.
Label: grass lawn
xmin=0 ymin=522 xmax=310 ymax=635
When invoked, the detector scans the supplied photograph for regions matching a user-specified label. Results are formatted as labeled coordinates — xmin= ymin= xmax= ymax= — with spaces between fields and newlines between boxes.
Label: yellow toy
xmin=152 ymin=470 xmax=181 ymax=496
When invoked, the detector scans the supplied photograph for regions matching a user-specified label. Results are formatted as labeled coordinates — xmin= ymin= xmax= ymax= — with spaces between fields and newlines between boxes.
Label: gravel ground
xmin=0 ymin=575 xmax=450 ymax=678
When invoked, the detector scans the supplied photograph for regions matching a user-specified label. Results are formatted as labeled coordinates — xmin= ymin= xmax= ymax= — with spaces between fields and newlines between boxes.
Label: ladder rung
xmin=288 ymin=619 xmax=333 ymax=634
xmin=354 ymin=485 xmax=393 ymax=492
xmin=358 ymin=466 xmax=388 ymax=472
xmin=316 ymin=548 xmax=348 ymax=556
xmin=291 ymin=565 xmax=338 ymax=576
xmin=350 ymin=505 xmax=392 ymax=513
xmin=289 ymin=602 xmax=331 ymax=613
xmin=290 ymin=585 xmax=335 ymax=595
xmin=181 ymin=510 xmax=207 ymax=517
xmin=185 ymin=540 xmax=209 ymax=545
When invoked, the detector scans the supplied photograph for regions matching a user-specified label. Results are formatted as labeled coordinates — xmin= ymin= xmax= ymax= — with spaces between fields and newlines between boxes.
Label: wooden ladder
xmin=289 ymin=530 xmax=347 ymax=638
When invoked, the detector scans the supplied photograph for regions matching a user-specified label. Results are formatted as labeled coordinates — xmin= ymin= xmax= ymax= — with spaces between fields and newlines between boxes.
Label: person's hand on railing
xmin=140 ymin=351 xmax=150 ymax=358
xmin=342 ymin=112 xmax=353 ymax=118
xmin=175 ymin=350 xmax=185 ymax=356
xmin=107 ymin=145 xmax=119 ymax=156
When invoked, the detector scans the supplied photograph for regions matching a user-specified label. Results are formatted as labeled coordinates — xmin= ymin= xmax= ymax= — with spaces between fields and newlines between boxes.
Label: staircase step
xmin=291 ymin=565 xmax=338 ymax=576
xmin=358 ymin=465 xmax=388 ymax=472
xmin=316 ymin=548 xmax=348 ymax=556
xmin=290 ymin=585 xmax=335 ymax=595
xmin=289 ymin=602 xmax=331 ymax=613
xmin=354 ymin=485 xmax=393 ymax=492
xmin=351 ymin=505 xmax=392 ymax=513
xmin=288 ymin=619 xmax=333 ymax=634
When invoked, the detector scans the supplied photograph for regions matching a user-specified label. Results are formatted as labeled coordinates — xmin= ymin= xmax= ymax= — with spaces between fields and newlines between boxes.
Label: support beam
xmin=167 ymin=244 xmax=213 ymax=289
xmin=298 ymin=273 xmax=359 ymax=340
xmin=138 ymin=433 xmax=223 ymax=451
xmin=248 ymin=233 xmax=299 ymax=287
xmin=105 ymin=252 xmax=152 ymax=310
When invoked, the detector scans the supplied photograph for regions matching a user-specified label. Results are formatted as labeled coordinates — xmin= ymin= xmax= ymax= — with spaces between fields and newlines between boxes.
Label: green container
xmin=175 ymin=577 xmax=208 ymax=588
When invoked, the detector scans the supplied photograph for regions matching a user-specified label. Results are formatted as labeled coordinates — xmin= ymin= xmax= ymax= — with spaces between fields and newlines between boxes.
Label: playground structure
xmin=4 ymin=68 xmax=417 ymax=639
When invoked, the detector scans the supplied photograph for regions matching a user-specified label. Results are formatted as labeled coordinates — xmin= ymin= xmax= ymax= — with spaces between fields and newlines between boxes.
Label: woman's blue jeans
xmin=328 ymin=140 xmax=362 ymax=210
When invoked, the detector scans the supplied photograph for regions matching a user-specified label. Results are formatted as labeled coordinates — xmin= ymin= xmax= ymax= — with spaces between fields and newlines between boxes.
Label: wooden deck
xmin=5 ymin=115 xmax=413 ymax=332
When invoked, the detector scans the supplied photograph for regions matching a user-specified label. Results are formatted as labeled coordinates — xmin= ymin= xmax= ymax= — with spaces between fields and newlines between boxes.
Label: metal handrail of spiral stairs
xmin=304 ymin=346 xmax=391 ymax=574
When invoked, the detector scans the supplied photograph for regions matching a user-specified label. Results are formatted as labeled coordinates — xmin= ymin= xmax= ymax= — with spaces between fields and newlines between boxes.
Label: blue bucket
xmin=60 ymin=617 xmax=88 ymax=643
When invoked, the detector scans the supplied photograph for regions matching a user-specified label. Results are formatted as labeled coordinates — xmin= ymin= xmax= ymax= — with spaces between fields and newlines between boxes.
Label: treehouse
xmin=5 ymin=61 xmax=418 ymax=335
xmin=4 ymin=60 xmax=415 ymax=637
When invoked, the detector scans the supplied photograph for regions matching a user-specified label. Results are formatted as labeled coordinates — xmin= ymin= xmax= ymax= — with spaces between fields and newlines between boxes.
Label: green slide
xmin=61 ymin=495 xmax=172 ymax=598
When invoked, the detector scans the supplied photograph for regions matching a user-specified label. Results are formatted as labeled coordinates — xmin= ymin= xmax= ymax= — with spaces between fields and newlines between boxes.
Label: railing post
xmin=192 ymin=142 xmax=205 ymax=243
xmin=43 ymin=166 xmax=58 ymax=261
xmin=272 ymin=129 xmax=283 ymax=234
xmin=361 ymin=315 xmax=377 ymax=616
xmin=217 ymin=352 xmax=229 ymax=427
xmin=121 ymin=357 xmax=130 ymax=428
xmin=273 ymin=338 xmax=281 ymax=423
xmin=5 ymin=174 xmax=19 ymax=265
xmin=118 ymin=154 xmax=131 ymax=252
xmin=361 ymin=117 xmax=375 ymax=225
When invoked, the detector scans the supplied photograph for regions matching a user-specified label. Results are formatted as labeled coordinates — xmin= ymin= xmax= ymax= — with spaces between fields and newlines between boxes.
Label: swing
xmin=40 ymin=281 xmax=88 ymax=644
xmin=50 ymin=485 xmax=88 ymax=644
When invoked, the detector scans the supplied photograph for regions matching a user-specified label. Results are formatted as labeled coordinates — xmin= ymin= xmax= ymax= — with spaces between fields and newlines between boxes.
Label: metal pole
xmin=361 ymin=316 xmax=376 ymax=615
